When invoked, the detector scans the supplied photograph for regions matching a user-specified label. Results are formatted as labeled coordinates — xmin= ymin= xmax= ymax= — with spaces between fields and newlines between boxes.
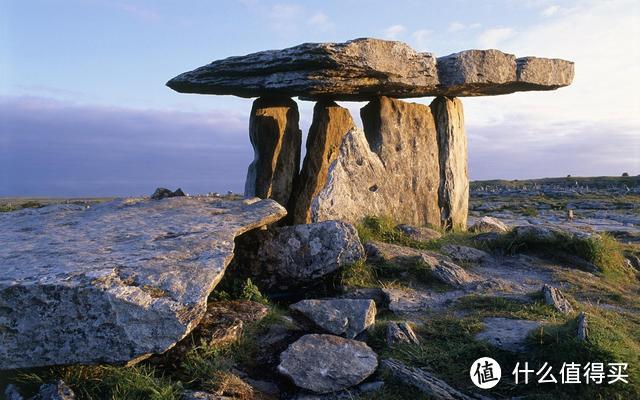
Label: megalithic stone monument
xmin=167 ymin=38 xmax=573 ymax=229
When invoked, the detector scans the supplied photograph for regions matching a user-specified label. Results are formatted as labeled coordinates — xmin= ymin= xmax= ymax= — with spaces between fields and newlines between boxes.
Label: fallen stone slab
xmin=0 ymin=196 xmax=286 ymax=370
xmin=541 ymin=284 xmax=574 ymax=314
xmin=386 ymin=321 xmax=420 ymax=346
xmin=475 ymin=317 xmax=541 ymax=352
xmin=167 ymin=38 xmax=573 ymax=100
xmin=289 ymin=298 xmax=376 ymax=339
xmin=230 ymin=220 xmax=364 ymax=291
xmin=278 ymin=334 xmax=378 ymax=394
xmin=380 ymin=358 xmax=473 ymax=400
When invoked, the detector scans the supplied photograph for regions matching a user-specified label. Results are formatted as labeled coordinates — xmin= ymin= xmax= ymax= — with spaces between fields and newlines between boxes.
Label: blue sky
xmin=1 ymin=0 xmax=639 ymax=196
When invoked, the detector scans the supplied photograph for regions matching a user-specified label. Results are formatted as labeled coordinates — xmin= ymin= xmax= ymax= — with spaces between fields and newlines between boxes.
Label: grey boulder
xmin=278 ymin=334 xmax=378 ymax=394
xmin=440 ymin=244 xmax=491 ymax=264
xmin=0 ymin=196 xmax=286 ymax=369
xmin=231 ymin=220 xmax=364 ymax=291
xmin=469 ymin=216 xmax=509 ymax=233
xmin=541 ymin=284 xmax=574 ymax=314
xmin=386 ymin=321 xmax=420 ymax=345
xmin=289 ymin=298 xmax=376 ymax=338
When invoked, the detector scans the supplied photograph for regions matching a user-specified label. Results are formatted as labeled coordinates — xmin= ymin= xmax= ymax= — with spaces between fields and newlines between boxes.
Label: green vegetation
xmin=0 ymin=200 xmax=43 ymax=212
xmin=470 ymin=175 xmax=640 ymax=190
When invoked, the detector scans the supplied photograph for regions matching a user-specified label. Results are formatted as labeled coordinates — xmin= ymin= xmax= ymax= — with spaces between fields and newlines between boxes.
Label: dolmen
xmin=168 ymin=38 xmax=574 ymax=230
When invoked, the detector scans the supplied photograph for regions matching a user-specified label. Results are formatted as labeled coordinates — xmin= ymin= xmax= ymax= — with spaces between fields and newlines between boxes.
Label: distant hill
xmin=471 ymin=176 xmax=639 ymax=190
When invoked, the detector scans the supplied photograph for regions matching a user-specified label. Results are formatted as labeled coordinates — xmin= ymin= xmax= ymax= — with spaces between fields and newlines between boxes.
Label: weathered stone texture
xmin=432 ymin=96 xmax=468 ymax=230
xmin=278 ymin=334 xmax=378 ymax=393
xmin=291 ymin=101 xmax=355 ymax=224
xmin=229 ymin=221 xmax=364 ymax=291
xmin=245 ymin=97 xmax=301 ymax=207
xmin=311 ymin=97 xmax=441 ymax=227
xmin=167 ymin=38 xmax=574 ymax=100
xmin=289 ymin=298 xmax=376 ymax=338
xmin=0 ymin=196 xmax=286 ymax=370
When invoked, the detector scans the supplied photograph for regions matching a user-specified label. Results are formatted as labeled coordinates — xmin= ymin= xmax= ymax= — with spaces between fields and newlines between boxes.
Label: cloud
xmin=468 ymin=117 xmax=639 ymax=179
xmin=267 ymin=4 xmax=305 ymax=35
xmin=448 ymin=21 xmax=481 ymax=33
xmin=115 ymin=2 xmax=160 ymax=21
xmin=308 ymin=12 xmax=333 ymax=31
xmin=541 ymin=5 xmax=560 ymax=17
xmin=383 ymin=24 xmax=406 ymax=39
xmin=0 ymin=96 xmax=253 ymax=197
xmin=477 ymin=27 xmax=515 ymax=48
xmin=411 ymin=29 xmax=432 ymax=51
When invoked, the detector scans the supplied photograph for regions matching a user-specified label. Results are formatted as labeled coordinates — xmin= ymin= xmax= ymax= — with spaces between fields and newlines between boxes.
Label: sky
xmin=1 ymin=0 xmax=639 ymax=197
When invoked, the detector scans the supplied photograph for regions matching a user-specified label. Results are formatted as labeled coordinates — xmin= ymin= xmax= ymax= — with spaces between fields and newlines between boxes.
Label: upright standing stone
xmin=291 ymin=101 xmax=355 ymax=224
xmin=310 ymin=96 xmax=441 ymax=227
xmin=245 ymin=97 xmax=301 ymax=207
xmin=431 ymin=96 xmax=468 ymax=230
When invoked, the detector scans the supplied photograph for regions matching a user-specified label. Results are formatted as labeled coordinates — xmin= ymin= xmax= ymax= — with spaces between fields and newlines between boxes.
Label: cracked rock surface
xmin=0 ymin=196 xmax=286 ymax=370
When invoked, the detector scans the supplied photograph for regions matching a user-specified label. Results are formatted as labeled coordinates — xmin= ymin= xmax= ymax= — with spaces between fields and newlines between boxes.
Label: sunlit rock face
xmin=0 ymin=196 xmax=286 ymax=370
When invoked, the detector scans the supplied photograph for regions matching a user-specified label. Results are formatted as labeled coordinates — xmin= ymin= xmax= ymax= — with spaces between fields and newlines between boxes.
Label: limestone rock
xmin=396 ymin=224 xmax=442 ymax=241
xmin=167 ymin=38 xmax=573 ymax=100
xmin=311 ymin=96 xmax=441 ymax=227
xmin=0 ymin=196 xmax=286 ymax=370
xmin=151 ymin=187 xmax=185 ymax=200
xmin=441 ymin=244 xmax=490 ymax=264
xmin=293 ymin=381 xmax=384 ymax=400
xmin=542 ymin=284 xmax=574 ymax=315
xmin=380 ymin=359 xmax=473 ymax=400
xmin=432 ymin=96 xmax=468 ymax=230
xmin=365 ymin=241 xmax=475 ymax=287
xmin=168 ymin=300 xmax=269 ymax=360
xmin=437 ymin=49 xmax=574 ymax=96
xmin=512 ymin=225 xmax=559 ymax=241
xmin=577 ymin=312 xmax=588 ymax=341
xmin=475 ymin=317 xmax=541 ymax=352
xmin=231 ymin=221 xmax=364 ymax=291
xmin=32 ymin=381 xmax=76 ymax=400
xmin=469 ymin=216 xmax=509 ymax=233
xmin=245 ymin=97 xmax=301 ymax=208
xmin=289 ymin=298 xmax=376 ymax=338
xmin=278 ymin=334 xmax=378 ymax=394
xmin=291 ymin=101 xmax=355 ymax=224
xmin=386 ymin=321 xmax=420 ymax=345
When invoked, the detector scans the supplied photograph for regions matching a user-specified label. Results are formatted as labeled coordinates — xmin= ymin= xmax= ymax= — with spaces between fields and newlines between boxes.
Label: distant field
xmin=471 ymin=175 xmax=639 ymax=189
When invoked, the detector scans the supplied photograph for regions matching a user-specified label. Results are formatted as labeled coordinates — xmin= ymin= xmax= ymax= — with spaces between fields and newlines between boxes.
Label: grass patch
xmin=17 ymin=364 xmax=182 ymax=400
xmin=491 ymin=230 xmax=634 ymax=279
xmin=454 ymin=294 xmax=561 ymax=321
xmin=356 ymin=215 xmax=477 ymax=252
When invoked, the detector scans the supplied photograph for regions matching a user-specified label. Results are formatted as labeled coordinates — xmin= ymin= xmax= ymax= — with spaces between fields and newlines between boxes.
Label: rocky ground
xmin=2 ymin=177 xmax=639 ymax=400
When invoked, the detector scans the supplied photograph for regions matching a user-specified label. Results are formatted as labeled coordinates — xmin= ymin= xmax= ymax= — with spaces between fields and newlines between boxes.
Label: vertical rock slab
xmin=431 ymin=96 xmax=468 ymax=230
xmin=291 ymin=101 xmax=355 ymax=224
xmin=245 ymin=97 xmax=301 ymax=207
xmin=310 ymin=96 xmax=441 ymax=227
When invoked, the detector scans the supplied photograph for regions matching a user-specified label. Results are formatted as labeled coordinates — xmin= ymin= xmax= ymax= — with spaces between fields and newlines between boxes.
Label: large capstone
xmin=290 ymin=101 xmax=356 ymax=224
xmin=0 ymin=196 xmax=286 ymax=370
xmin=245 ymin=97 xmax=301 ymax=208
xmin=167 ymin=38 xmax=574 ymax=100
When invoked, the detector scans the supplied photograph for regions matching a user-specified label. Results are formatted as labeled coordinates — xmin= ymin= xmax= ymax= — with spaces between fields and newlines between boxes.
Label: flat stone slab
xmin=167 ymin=38 xmax=573 ymax=100
xmin=0 ymin=196 xmax=286 ymax=370
xmin=475 ymin=317 xmax=541 ymax=352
